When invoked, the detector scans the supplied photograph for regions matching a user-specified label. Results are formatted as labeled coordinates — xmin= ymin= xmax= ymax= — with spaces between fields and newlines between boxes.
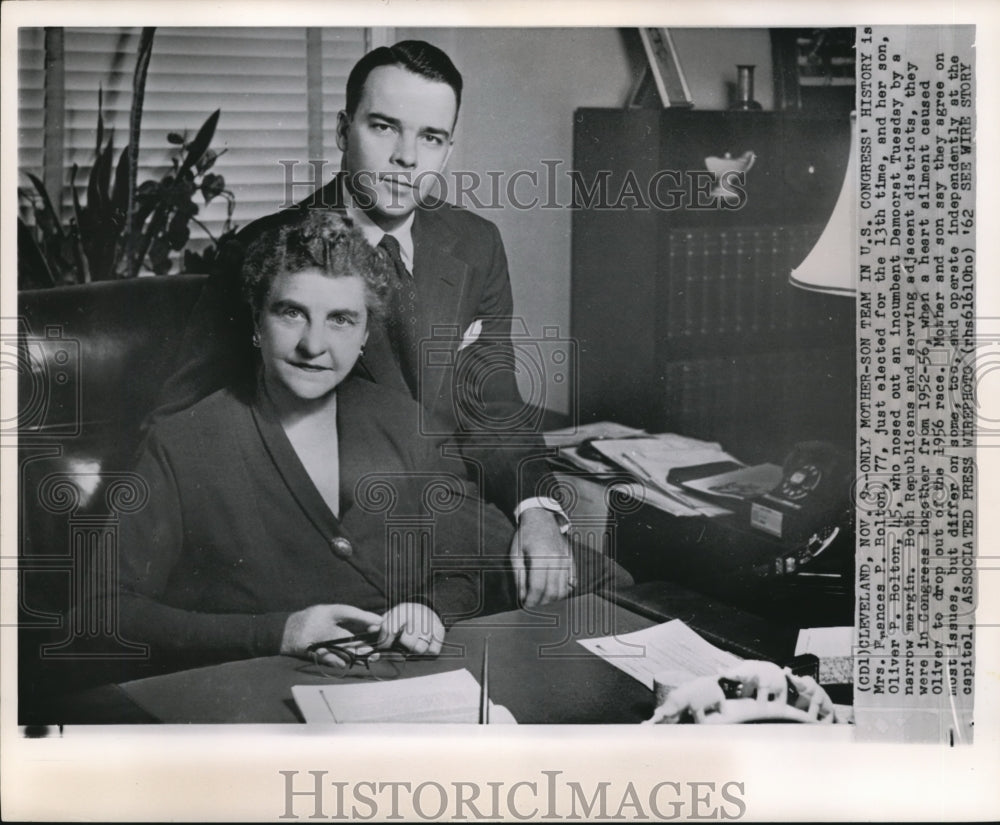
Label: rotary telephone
xmin=748 ymin=441 xmax=854 ymax=579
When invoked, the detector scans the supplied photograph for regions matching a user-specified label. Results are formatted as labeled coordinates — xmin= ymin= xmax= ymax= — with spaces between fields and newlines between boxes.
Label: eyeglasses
xmin=300 ymin=630 xmax=409 ymax=681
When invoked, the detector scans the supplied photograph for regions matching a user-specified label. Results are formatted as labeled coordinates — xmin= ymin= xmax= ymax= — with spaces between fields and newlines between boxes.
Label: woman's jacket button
xmin=329 ymin=536 xmax=353 ymax=557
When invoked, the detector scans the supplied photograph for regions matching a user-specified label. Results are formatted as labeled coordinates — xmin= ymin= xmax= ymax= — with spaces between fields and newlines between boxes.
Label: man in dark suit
xmin=156 ymin=40 xmax=586 ymax=607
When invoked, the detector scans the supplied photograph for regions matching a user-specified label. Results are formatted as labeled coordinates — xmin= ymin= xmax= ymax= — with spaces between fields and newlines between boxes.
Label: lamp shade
xmin=789 ymin=114 xmax=857 ymax=296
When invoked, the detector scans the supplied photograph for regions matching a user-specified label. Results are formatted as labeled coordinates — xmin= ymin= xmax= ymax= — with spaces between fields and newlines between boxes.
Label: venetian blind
xmin=17 ymin=28 xmax=46 ymax=219
xmin=21 ymin=26 xmax=365 ymax=256
xmin=322 ymin=27 xmax=368 ymax=167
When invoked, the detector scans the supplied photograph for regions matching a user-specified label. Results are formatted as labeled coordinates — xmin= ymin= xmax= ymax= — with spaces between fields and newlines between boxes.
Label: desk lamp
xmin=789 ymin=113 xmax=857 ymax=296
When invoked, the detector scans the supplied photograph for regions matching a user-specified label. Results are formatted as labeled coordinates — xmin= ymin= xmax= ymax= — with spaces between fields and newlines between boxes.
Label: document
xmin=552 ymin=444 xmax=624 ymax=476
xmin=542 ymin=421 xmax=647 ymax=448
xmin=548 ymin=430 xmax=734 ymax=516
xmin=795 ymin=626 xmax=854 ymax=685
xmin=292 ymin=670 xmax=516 ymax=724
xmin=591 ymin=435 xmax=741 ymax=482
xmin=578 ymin=619 xmax=743 ymax=691
xmin=592 ymin=435 xmax=739 ymax=517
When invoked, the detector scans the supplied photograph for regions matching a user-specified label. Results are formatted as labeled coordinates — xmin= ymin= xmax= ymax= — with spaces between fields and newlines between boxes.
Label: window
xmin=17 ymin=27 xmax=46 ymax=220
xmin=18 ymin=26 xmax=366 ymax=260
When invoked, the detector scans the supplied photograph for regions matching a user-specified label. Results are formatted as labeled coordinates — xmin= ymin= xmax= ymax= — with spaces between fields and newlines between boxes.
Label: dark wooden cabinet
xmin=571 ymin=109 xmax=855 ymax=463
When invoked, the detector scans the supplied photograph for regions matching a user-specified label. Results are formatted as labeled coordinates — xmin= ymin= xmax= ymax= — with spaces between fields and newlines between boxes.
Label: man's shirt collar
xmin=344 ymin=191 xmax=416 ymax=272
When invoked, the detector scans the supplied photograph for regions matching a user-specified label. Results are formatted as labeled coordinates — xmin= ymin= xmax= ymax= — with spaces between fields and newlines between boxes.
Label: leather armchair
xmin=17 ymin=275 xmax=209 ymax=718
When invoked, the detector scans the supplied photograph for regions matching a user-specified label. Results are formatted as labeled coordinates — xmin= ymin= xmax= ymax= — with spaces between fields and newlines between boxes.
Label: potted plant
xmin=17 ymin=27 xmax=237 ymax=288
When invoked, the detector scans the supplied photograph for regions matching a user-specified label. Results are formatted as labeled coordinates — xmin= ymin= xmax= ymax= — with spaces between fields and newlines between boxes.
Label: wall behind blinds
xmin=20 ymin=27 xmax=364 ymax=255
xmin=321 ymin=28 xmax=368 ymax=167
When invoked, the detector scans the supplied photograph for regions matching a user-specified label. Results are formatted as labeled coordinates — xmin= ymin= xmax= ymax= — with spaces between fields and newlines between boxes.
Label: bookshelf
xmin=571 ymin=109 xmax=854 ymax=463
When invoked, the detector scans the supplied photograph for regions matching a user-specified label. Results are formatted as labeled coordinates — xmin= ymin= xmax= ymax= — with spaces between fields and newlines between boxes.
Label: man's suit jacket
xmin=153 ymin=175 xmax=552 ymax=518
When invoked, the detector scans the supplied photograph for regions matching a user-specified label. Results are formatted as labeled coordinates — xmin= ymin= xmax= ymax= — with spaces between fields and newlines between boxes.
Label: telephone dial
xmin=750 ymin=441 xmax=852 ymax=539
xmin=748 ymin=441 xmax=854 ymax=580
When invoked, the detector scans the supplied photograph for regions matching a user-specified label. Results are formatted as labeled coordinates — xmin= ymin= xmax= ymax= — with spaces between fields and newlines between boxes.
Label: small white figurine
xmin=644 ymin=660 xmax=835 ymax=724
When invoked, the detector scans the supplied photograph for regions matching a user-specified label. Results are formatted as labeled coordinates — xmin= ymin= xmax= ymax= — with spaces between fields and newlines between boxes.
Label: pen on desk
xmin=479 ymin=636 xmax=490 ymax=725
xmin=618 ymin=452 xmax=653 ymax=482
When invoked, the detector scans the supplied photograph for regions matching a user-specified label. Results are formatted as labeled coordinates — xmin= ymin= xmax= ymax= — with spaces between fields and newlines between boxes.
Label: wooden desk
xmin=56 ymin=587 xmax=799 ymax=725
xmin=614 ymin=502 xmax=854 ymax=627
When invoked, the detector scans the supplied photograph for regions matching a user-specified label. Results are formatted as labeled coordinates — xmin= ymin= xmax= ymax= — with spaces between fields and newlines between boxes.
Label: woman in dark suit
xmin=114 ymin=210 xmax=513 ymax=673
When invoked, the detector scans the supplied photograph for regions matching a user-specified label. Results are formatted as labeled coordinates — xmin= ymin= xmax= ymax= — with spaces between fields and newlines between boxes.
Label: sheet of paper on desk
xmin=795 ymin=626 xmax=854 ymax=685
xmin=592 ymin=435 xmax=739 ymax=517
xmin=292 ymin=670 xmax=516 ymax=724
xmin=578 ymin=619 xmax=743 ymax=690
xmin=543 ymin=421 xmax=647 ymax=448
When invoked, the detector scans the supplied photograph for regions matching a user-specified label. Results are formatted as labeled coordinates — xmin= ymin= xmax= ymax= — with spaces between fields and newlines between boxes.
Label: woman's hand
xmin=378 ymin=602 xmax=445 ymax=656
xmin=280 ymin=604 xmax=382 ymax=665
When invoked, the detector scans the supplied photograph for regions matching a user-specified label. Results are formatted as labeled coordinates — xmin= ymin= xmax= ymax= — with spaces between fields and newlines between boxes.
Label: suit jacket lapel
xmin=412 ymin=208 xmax=469 ymax=411
xmin=353 ymin=321 xmax=411 ymax=395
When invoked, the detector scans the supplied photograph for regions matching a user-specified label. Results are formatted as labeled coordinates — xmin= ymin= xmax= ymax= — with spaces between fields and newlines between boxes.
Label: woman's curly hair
xmin=241 ymin=208 xmax=393 ymax=322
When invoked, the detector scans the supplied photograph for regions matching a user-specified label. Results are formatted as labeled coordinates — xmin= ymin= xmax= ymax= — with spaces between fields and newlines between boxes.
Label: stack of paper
xmin=546 ymin=422 xmax=651 ymax=476
xmin=542 ymin=421 xmax=647 ymax=449
xmin=551 ymin=444 xmax=624 ymax=476
xmin=544 ymin=428 xmax=745 ymax=517
xmin=590 ymin=435 xmax=739 ymax=517
xmin=293 ymin=669 xmax=516 ymax=724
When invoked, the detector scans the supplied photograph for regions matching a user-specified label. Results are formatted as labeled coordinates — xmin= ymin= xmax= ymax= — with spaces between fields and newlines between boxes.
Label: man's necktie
xmin=378 ymin=234 xmax=420 ymax=398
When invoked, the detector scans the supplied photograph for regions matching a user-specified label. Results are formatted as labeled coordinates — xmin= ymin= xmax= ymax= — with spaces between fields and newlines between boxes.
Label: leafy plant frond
xmin=25 ymin=173 xmax=65 ymax=242
xmin=19 ymin=26 xmax=236 ymax=287
xmin=178 ymin=109 xmax=220 ymax=177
